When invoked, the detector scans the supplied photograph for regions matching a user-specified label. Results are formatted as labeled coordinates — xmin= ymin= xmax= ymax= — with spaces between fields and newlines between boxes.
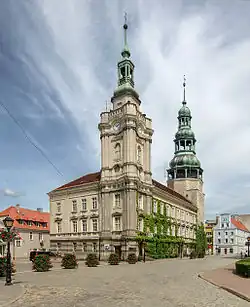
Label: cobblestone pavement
xmin=10 ymin=257 xmax=250 ymax=307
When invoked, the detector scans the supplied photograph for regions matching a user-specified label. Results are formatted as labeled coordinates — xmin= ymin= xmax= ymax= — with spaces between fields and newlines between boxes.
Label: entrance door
xmin=224 ymin=248 xmax=227 ymax=255
xmin=115 ymin=246 xmax=122 ymax=260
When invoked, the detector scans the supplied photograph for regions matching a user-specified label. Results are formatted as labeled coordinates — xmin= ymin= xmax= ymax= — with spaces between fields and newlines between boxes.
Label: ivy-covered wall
xmin=136 ymin=195 xmax=196 ymax=259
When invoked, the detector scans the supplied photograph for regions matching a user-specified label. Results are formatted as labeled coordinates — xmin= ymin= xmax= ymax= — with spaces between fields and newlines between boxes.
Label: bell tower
xmin=167 ymin=77 xmax=205 ymax=224
xmin=98 ymin=17 xmax=153 ymax=246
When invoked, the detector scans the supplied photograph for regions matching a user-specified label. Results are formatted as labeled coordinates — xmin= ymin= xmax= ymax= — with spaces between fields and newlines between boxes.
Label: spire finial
xmin=121 ymin=12 xmax=130 ymax=58
xmin=183 ymin=75 xmax=187 ymax=105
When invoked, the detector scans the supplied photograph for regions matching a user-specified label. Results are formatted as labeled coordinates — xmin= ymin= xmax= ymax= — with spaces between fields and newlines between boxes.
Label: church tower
xmin=167 ymin=77 xmax=205 ymax=224
xmin=98 ymin=18 xmax=153 ymax=252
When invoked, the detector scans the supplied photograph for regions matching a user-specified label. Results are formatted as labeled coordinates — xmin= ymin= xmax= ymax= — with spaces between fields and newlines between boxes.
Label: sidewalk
xmin=199 ymin=263 xmax=250 ymax=302
xmin=0 ymin=278 xmax=26 ymax=307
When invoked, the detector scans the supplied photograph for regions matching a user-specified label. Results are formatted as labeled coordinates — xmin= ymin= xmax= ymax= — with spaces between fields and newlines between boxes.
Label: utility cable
xmin=0 ymin=100 xmax=64 ymax=178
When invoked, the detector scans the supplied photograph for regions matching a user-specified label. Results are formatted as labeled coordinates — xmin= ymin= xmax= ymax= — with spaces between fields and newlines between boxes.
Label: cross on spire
xmin=183 ymin=75 xmax=186 ymax=105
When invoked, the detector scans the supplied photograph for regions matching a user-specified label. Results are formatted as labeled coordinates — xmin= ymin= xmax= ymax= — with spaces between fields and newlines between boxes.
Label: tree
xmin=195 ymin=224 xmax=207 ymax=258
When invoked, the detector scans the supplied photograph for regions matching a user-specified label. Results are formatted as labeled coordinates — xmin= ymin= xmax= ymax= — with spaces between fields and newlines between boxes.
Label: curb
xmin=2 ymin=284 xmax=27 ymax=307
xmin=198 ymin=273 xmax=250 ymax=303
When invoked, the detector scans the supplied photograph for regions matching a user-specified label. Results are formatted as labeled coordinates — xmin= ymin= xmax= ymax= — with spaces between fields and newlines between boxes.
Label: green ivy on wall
xmin=136 ymin=194 xmax=195 ymax=259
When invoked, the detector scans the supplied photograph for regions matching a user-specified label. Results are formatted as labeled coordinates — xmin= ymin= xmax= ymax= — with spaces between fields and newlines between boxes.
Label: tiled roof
xmin=152 ymin=179 xmax=193 ymax=204
xmin=52 ymin=171 xmax=101 ymax=192
xmin=231 ymin=218 xmax=249 ymax=232
xmin=0 ymin=206 xmax=49 ymax=231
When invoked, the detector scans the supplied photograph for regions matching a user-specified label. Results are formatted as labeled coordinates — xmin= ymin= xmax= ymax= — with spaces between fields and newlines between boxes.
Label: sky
xmin=0 ymin=0 xmax=250 ymax=219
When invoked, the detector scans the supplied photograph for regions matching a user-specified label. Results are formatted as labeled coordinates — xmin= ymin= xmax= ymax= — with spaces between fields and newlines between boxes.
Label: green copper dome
xmin=169 ymin=154 xmax=201 ymax=169
xmin=178 ymin=102 xmax=191 ymax=117
xmin=175 ymin=128 xmax=195 ymax=139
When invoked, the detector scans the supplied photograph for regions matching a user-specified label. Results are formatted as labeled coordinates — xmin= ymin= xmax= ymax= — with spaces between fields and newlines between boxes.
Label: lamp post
xmin=3 ymin=216 xmax=14 ymax=286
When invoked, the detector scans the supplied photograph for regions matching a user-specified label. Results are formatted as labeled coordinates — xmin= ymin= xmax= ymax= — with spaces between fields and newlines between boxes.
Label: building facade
xmin=48 ymin=21 xmax=204 ymax=260
xmin=204 ymin=219 xmax=218 ymax=254
xmin=0 ymin=204 xmax=50 ymax=259
xmin=213 ymin=213 xmax=250 ymax=256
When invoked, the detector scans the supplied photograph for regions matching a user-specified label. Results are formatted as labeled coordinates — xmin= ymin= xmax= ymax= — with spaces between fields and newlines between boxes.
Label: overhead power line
xmin=0 ymin=100 xmax=64 ymax=178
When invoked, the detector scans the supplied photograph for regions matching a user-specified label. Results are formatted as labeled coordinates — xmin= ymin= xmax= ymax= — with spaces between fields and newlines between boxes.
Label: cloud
xmin=1 ymin=0 xmax=250 ymax=217
xmin=1 ymin=189 xmax=24 ymax=198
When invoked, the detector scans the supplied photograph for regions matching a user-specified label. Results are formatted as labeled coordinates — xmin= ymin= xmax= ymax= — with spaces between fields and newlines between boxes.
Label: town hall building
xmin=48 ymin=21 xmax=205 ymax=260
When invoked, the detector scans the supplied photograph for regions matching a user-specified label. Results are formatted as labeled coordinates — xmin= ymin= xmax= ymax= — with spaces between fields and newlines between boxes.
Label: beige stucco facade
xmin=48 ymin=22 xmax=204 ymax=260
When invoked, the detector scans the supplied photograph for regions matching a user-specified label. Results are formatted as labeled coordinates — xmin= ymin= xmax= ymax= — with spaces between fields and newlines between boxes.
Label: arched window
xmin=137 ymin=145 xmax=142 ymax=164
xmin=115 ymin=143 xmax=121 ymax=160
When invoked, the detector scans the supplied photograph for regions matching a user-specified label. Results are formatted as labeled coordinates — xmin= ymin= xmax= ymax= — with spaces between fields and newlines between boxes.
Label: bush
xmin=235 ymin=260 xmax=250 ymax=277
xmin=189 ymin=251 xmax=197 ymax=259
xmin=127 ymin=253 xmax=137 ymax=264
xmin=0 ymin=257 xmax=16 ymax=277
xmin=108 ymin=253 xmax=119 ymax=265
xmin=32 ymin=254 xmax=53 ymax=272
xmin=85 ymin=253 xmax=99 ymax=267
xmin=61 ymin=254 xmax=78 ymax=269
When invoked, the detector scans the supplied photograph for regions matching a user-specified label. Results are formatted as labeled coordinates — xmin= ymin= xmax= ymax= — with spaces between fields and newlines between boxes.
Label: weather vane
xmin=183 ymin=75 xmax=186 ymax=103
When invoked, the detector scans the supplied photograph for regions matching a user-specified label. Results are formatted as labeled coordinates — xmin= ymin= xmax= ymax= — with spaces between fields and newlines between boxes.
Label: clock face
xmin=113 ymin=122 xmax=120 ymax=131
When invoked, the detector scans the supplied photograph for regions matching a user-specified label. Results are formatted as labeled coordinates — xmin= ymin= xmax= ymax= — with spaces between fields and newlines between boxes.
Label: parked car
xmin=29 ymin=250 xmax=56 ymax=262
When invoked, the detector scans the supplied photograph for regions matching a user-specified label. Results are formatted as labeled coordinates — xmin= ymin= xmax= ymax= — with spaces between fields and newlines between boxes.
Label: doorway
xmin=115 ymin=246 xmax=122 ymax=260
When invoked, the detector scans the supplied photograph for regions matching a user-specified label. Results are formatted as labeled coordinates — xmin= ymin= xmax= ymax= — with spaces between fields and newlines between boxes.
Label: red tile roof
xmin=152 ymin=179 xmax=193 ymax=204
xmin=52 ymin=171 xmax=101 ymax=192
xmin=231 ymin=218 xmax=249 ymax=232
xmin=0 ymin=206 xmax=49 ymax=231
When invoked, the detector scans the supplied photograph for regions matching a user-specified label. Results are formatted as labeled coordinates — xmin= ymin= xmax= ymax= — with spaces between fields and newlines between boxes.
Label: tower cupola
xmin=167 ymin=76 xmax=203 ymax=180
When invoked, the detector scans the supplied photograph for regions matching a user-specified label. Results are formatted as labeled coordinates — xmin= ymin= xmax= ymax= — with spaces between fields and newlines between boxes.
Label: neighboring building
xmin=204 ymin=219 xmax=218 ymax=254
xmin=48 ymin=21 xmax=204 ymax=260
xmin=213 ymin=213 xmax=250 ymax=256
xmin=0 ymin=204 xmax=50 ymax=258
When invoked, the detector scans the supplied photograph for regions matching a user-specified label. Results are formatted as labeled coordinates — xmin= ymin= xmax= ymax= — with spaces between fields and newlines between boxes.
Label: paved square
xmin=6 ymin=257 xmax=250 ymax=306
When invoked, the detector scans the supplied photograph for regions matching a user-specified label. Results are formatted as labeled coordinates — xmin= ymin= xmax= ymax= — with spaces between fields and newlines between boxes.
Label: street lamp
xmin=3 ymin=216 xmax=14 ymax=286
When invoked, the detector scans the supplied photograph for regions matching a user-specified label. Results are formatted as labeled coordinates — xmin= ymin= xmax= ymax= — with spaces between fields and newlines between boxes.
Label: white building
xmin=213 ymin=213 xmax=250 ymax=256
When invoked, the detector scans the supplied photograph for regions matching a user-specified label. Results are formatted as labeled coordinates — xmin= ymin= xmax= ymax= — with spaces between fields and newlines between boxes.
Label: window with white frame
xmin=114 ymin=216 xmax=121 ymax=231
xmin=115 ymin=194 xmax=121 ymax=208
xmin=39 ymin=233 xmax=43 ymax=241
xmin=82 ymin=199 xmax=87 ymax=211
xmin=57 ymin=202 xmax=61 ymax=213
xmin=82 ymin=219 xmax=87 ymax=232
xmin=29 ymin=232 xmax=33 ymax=241
xmin=92 ymin=197 xmax=98 ymax=210
xmin=153 ymin=200 xmax=157 ymax=213
xmin=57 ymin=222 xmax=62 ymax=233
xmin=138 ymin=194 xmax=143 ymax=210
xmin=138 ymin=218 xmax=144 ymax=232
xmin=72 ymin=220 xmax=78 ymax=233
xmin=72 ymin=200 xmax=77 ymax=212
xmin=15 ymin=240 xmax=21 ymax=247
xmin=92 ymin=219 xmax=98 ymax=232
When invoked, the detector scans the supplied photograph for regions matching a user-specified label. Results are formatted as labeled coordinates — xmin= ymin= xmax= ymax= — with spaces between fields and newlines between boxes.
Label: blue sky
xmin=0 ymin=0 xmax=250 ymax=219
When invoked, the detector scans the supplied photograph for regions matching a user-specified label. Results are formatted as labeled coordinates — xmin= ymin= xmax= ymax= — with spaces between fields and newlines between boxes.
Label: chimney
xmin=16 ymin=204 xmax=20 ymax=213
xmin=37 ymin=208 xmax=43 ymax=212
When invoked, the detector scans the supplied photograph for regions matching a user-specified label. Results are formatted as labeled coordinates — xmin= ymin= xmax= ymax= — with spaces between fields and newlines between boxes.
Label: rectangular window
xmin=28 ymin=221 xmax=32 ymax=226
xmin=82 ymin=219 xmax=87 ymax=232
xmin=93 ymin=243 xmax=97 ymax=252
xmin=231 ymin=232 xmax=233 ymax=236
xmin=29 ymin=232 xmax=33 ymax=241
xmin=218 ymin=238 xmax=221 ymax=243
xmin=138 ymin=218 xmax=143 ymax=232
xmin=166 ymin=206 xmax=169 ymax=216
xmin=218 ymin=232 xmax=221 ymax=236
xmin=57 ymin=242 xmax=61 ymax=250
xmin=138 ymin=195 xmax=143 ymax=210
xmin=231 ymin=238 xmax=234 ymax=243
xmin=92 ymin=219 xmax=98 ymax=232
xmin=72 ymin=200 xmax=77 ymax=212
xmin=230 ymin=247 xmax=233 ymax=253
xmin=82 ymin=243 xmax=87 ymax=252
xmin=225 ymin=231 xmax=228 ymax=235
xmin=172 ymin=207 xmax=175 ymax=217
xmin=92 ymin=197 xmax=98 ymax=210
xmin=72 ymin=220 xmax=78 ymax=233
xmin=15 ymin=240 xmax=21 ymax=247
xmin=82 ymin=199 xmax=87 ymax=211
xmin=225 ymin=238 xmax=228 ymax=243
xmin=57 ymin=202 xmax=61 ymax=213
xmin=114 ymin=216 xmax=121 ymax=231
xmin=57 ymin=222 xmax=62 ymax=233
xmin=73 ymin=242 xmax=77 ymax=251
xmin=39 ymin=233 xmax=43 ymax=241
xmin=115 ymin=194 xmax=121 ymax=208
xmin=222 ymin=223 xmax=224 ymax=228
xmin=153 ymin=200 xmax=157 ymax=213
